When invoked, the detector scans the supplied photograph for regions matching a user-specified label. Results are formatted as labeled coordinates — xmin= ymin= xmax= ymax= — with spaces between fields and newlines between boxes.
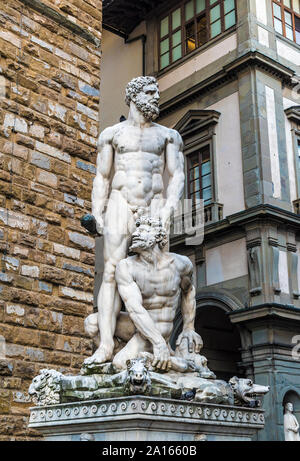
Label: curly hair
xmin=135 ymin=216 xmax=168 ymax=249
xmin=125 ymin=76 xmax=158 ymax=106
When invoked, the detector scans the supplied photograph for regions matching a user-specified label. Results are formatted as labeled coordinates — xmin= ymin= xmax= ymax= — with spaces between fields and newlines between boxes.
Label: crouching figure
xmin=84 ymin=216 xmax=214 ymax=378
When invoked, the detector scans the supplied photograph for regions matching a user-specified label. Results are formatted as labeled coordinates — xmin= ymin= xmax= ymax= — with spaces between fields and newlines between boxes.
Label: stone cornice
xmin=285 ymin=106 xmax=300 ymax=124
xmin=174 ymin=110 xmax=221 ymax=139
xmin=18 ymin=0 xmax=101 ymax=47
xmin=170 ymin=204 xmax=300 ymax=249
xmin=229 ymin=303 xmax=300 ymax=325
xmin=28 ymin=395 xmax=265 ymax=432
xmin=160 ymin=51 xmax=295 ymax=118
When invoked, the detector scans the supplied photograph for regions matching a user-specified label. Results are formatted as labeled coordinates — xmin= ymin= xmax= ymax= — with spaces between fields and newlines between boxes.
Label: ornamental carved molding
xmin=29 ymin=396 xmax=265 ymax=429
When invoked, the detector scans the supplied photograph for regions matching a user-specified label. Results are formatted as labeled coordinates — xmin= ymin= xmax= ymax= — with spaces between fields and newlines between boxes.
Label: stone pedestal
xmin=29 ymin=396 xmax=265 ymax=441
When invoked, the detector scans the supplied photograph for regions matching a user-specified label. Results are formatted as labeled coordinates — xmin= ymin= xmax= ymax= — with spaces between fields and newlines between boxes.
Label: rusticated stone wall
xmin=0 ymin=0 xmax=101 ymax=440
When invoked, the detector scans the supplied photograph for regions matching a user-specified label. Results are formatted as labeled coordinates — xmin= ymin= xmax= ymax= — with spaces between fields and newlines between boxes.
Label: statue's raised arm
xmin=92 ymin=126 xmax=114 ymax=234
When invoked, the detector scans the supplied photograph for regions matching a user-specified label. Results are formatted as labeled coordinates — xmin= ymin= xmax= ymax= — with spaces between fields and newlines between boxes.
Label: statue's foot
xmin=84 ymin=345 xmax=113 ymax=366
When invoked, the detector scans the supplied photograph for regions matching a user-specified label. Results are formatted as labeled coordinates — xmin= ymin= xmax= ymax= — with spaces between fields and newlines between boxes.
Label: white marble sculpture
xmin=114 ymin=216 xmax=205 ymax=371
xmin=85 ymin=216 xmax=214 ymax=377
xmin=28 ymin=77 xmax=271 ymax=413
xmin=284 ymin=402 xmax=300 ymax=441
xmin=86 ymin=76 xmax=185 ymax=366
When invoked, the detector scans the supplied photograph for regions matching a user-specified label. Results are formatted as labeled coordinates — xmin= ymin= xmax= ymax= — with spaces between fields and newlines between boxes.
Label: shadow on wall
xmin=194 ymin=306 xmax=244 ymax=381
xmin=171 ymin=303 xmax=245 ymax=382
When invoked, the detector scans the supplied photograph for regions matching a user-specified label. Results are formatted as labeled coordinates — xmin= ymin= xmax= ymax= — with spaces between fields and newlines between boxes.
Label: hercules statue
xmin=84 ymin=76 xmax=185 ymax=366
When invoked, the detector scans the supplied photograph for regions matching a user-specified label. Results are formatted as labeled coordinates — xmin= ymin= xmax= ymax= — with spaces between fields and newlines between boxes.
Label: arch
xmin=196 ymin=291 xmax=244 ymax=312
xmin=283 ymin=390 xmax=300 ymax=424
xmin=171 ymin=293 xmax=245 ymax=381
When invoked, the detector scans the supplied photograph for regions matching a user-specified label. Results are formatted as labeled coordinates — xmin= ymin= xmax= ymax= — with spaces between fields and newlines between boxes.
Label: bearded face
xmin=132 ymin=83 xmax=160 ymax=121
xmin=129 ymin=225 xmax=157 ymax=253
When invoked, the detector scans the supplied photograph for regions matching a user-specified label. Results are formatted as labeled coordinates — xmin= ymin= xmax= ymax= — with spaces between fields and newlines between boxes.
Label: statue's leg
xmin=113 ymin=333 xmax=150 ymax=370
xmin=84 ymin=311 xmax=136 ymax=346
xmin=85 ymin=192 xmax=134 ymax=365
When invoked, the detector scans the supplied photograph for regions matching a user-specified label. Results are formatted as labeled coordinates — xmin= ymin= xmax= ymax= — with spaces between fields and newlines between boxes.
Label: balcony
xmin=204 ymin=202 xmax=224 ymax=224
xmin=170 ymin=202 xmax=223 ymax=243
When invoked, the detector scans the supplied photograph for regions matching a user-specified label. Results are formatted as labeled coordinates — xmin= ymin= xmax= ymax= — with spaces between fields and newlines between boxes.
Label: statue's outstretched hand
xmin=152 ymin=342 xmax=171 ymax=371
xmin=176 ymin=330 xmax=203 ymax=354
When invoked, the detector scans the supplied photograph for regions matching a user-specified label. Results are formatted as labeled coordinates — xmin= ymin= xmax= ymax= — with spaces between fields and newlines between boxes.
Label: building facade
xmin=100 ymin=0 xmax=300 ymax=441
xmin=0 ymin=0 xmax=101 ymax=440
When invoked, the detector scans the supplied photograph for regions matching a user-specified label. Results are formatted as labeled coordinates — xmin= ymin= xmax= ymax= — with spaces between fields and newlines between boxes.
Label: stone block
xmin=40 ymin=265 xmax=66 ymax=284
xmin=21 ymin=265 xmax=39 ymax=278
xmin=59 ymin=286 xmax=93 ymax=303
xmin=37 ymin=170 xmax=57 ymax=188
xmin=67 ymin=231 xmax=95 ymax=250
xmin=35 ymin=141 xmax=71 ymax=164
xmin=30 ymin=152 xmax=50 ymax=170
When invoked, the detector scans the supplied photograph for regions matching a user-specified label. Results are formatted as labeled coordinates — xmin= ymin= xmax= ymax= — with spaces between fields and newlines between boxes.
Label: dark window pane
xmin=188 ymin=147 xmax=212 ymax=204
xmin=197 ymin=15 xmax=207 ymax=46
xmin=185 ymin=22 xmax=196 ymax=52
xmin=190 ymin=154 xmax=199 ymax=167
xmin=201 ymin=147 xmax=210 ymax=162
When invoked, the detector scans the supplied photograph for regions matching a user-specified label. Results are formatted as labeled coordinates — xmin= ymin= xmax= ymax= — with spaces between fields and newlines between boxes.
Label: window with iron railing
xmin=159 ymin=0 xmax=237 ymax=70
xmin=272 ymin=0 xmax=300 ymax=45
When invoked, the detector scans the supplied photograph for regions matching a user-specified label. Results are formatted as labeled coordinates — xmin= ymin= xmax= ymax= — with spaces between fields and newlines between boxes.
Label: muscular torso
xmin=130 ymin=254 xmax=186 ymax=340
xmin=110 ymin=122 xmax=170 ymax=207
